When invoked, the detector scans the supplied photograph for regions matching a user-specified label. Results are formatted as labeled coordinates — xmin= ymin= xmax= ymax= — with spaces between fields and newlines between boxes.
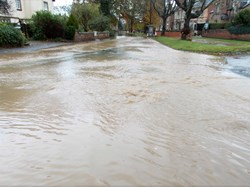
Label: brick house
xmin=208 ymin=0 xmax=250 ymax=23
xmin=164 ymin=0 xmax=250 ymax=32
xmin=164 ymin=5 xmax=210 ymax=32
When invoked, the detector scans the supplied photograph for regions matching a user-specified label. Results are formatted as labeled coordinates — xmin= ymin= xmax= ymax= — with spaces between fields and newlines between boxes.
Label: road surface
xmin=0 ymin=37 xmax=250 ymax=186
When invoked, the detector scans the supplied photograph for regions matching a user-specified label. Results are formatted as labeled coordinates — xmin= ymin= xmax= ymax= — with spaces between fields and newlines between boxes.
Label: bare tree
xmin=174 ymin=0 xmax=214 ymax=39
xmin=152 ymin=0 xmax=177 ymax=36
xmin=111 ymin=0 xmax=147 ymax=32
xmin=0 ymin=0 xmax=12 ymax=15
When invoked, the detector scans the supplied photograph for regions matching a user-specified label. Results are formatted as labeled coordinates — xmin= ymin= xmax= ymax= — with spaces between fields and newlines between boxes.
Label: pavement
xmin=0 ymin=41 xmax=71 ymax=54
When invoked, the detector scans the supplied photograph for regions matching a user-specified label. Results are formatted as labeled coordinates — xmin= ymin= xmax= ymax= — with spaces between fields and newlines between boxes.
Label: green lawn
xmin=154 ymin=36 xmax=250 ymax=55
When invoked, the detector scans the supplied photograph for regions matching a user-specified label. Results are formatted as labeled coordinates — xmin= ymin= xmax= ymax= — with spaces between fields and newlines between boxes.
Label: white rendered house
xmin=0 ymin=0 xmax=55 ymax=23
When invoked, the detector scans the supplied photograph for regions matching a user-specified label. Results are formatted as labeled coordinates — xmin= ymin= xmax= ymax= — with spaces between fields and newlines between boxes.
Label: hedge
xmin=227 ymin=9 xmax=250 ymax=35
xmin=228 ymin=25 xmax=250 ymax=35
xmin=0 ymin=24 xmax=25 ymax=47
xmin=209 ymin=23 xmax=232 ymax=30
xmin=31 ymin=11 xmax=65 ymax=40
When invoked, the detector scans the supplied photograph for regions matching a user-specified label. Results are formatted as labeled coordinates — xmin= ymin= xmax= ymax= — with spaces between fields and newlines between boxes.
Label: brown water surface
xmin=0 ymin=37 xmax=250 ymax=186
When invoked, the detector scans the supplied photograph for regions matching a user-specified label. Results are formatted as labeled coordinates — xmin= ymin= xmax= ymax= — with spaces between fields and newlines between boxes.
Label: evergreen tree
xmin=100 ymin=0 xmax=110 ymax=16
xmin=67 ymin=14 xmax=79 ymax=29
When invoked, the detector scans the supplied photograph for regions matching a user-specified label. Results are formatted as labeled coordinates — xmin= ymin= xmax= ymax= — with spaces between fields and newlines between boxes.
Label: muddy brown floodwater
xmin=0 ymin=37 xmax=250 ymax=186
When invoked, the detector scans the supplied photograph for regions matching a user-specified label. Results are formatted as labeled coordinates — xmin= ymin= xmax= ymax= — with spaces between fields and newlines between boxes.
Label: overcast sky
xmin=53 ymin=0 xmax=72 ymax=6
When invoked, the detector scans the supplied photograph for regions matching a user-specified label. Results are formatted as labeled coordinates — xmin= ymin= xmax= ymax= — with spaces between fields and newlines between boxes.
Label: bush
xmin=233 ymin=9 xmax=250 ymax=26
xmin=209 ymin=23 xmax=226 ymax=29
xmin=67 ymin=14 xmax=78 ymax=29
xmin=65 ymin=26 xmax=76 ymax=40
xmin=64 ymin=14 xmax=78 ymax=40
xmin=109 ymin=30 xmax=116 ymax=38
xmin=88 ymin=16 xmax=110 ymax=32
xmin=228 ymin=25 xmax=250 ymax=35
xmin=227 ymin=9 xmax=250 ymax=35
xmin=31 ymin=11 xmax=65 ymax=40
xmin=224 ymin=23 xmax=232 ymax=29
xmin=71 ymin=3 xmax=99 ymax=32
xmin=0 ymin=24 xmax=25 ymax=47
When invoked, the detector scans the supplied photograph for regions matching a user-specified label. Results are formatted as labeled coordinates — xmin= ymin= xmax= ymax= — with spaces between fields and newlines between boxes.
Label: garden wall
xmin=156 ymin=31 xmax=180 ymax=38
xmin=74 ymin=32 xmax=110 ymax=42
xmin=202 ymin=29 xmax=250 ymax=41
xmin=95 ymin=32 xmax=110 ymax=40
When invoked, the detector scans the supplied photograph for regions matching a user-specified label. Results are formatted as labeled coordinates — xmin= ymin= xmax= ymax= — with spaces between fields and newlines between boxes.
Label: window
xmin=15 ymin=0 xmax=22 ymax=10
xmin=43 ymin=1 xmax=49 ymax=11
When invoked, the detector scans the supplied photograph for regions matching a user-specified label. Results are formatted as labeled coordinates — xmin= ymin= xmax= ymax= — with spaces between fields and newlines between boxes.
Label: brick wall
xmin=74 ymin=32 xmax=110 ymax=42
xmin=202 ymin=29 xmax=250 ymax=41
xmin=156 ymin=31 xmax=181 ymax=38
xmin=95 ymin=32 xmax=110 ymax=40
xmin=74 ymin=32 xmax=95 ymax=42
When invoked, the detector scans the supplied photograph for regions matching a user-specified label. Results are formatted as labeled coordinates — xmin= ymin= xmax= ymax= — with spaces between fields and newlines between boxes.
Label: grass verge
xmin=154 ymin=36 xmax=250 ymax=55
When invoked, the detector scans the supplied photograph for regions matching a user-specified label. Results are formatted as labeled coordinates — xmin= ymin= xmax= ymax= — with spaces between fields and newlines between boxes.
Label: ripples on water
xmin=0 ymin=37 xmax=250 ymax=186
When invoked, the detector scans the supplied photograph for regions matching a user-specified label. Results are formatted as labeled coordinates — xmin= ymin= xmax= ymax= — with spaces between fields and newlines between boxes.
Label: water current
xmin=0 ymin=37 xmax=250 ymax=186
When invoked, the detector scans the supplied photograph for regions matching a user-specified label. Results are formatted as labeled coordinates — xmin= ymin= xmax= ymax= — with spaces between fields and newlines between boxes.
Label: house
xmin=172 ymin=8 xmax=185 ymax=31
xmin=0 ymin=0 xmax=55 ymax=23
xmin=208 ymin=0 xmax=235 ymax=23
xmin=163 ymin=0 xmax=250 ymax=34
xmin=73 ymin=0 xmax=83 ymax=3
xmin=165 ymin=7 xmax=209 ymax=32
xmin=207 ymin=0 xmax=250 ymax=23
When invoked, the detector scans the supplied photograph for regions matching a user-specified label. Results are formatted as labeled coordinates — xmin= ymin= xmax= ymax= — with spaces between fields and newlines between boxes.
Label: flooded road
xmin=226 ymin=55 xmax=250 ymax=78
xmin=0 ymin=37 xmax=250 ymax=186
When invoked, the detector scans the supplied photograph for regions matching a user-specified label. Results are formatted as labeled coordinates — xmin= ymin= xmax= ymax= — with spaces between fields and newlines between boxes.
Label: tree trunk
xmin=181 ymin=17 xmax=191 ymax=40
xmin=161 ymin=17 xmax=167 ymax=36
xmin=130 ymin=18 xmax=134 ymax=33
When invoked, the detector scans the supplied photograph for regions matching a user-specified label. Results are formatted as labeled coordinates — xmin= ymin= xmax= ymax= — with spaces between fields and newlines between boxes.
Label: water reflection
xmin=226 ymin=55 xmax=250 ymax=78
xmin=0 ymin=37 xmax=250 ymax=186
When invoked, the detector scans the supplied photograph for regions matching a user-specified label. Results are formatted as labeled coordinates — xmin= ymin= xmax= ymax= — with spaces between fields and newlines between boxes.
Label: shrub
xmin=88 ymin=16 xmax=110 ymax=32
xmin=227 ymin=9 xmax=250 ymax=35
xmin=71 ymin=3 xmax=99 ymax=32
xmin=31 ymin=11 xmax=65 ymax=40
xmin=209 ymin=23 xmax=226 ymax=29
xmin=233 ymin=9 xmax=250 ymax=26
xmin=0 ymin=24 xmax=25 ymax=47
xmin=67 ymin=14 xmax=78 ymax=29
xmin=64 ymin=14 xmax=78 ymax=40
xmin=228 ymin=25 xmax=250 ymax=35
xmin=109 ymin=30 xmax=115 ymax=38
xmin=65 ymin=26 xmax=76 ymax=40
xmin=224 ymin=23 xmax=232 ymax=29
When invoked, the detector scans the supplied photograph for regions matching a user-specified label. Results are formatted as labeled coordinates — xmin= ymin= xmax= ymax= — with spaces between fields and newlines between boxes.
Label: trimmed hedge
xmin=0 ymin=24 xmax=25 ymax=47
xmin=228 ymin=25 xmax=250 ymax=35
xmin=209 ymin=23 xmax=232 ymax=30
